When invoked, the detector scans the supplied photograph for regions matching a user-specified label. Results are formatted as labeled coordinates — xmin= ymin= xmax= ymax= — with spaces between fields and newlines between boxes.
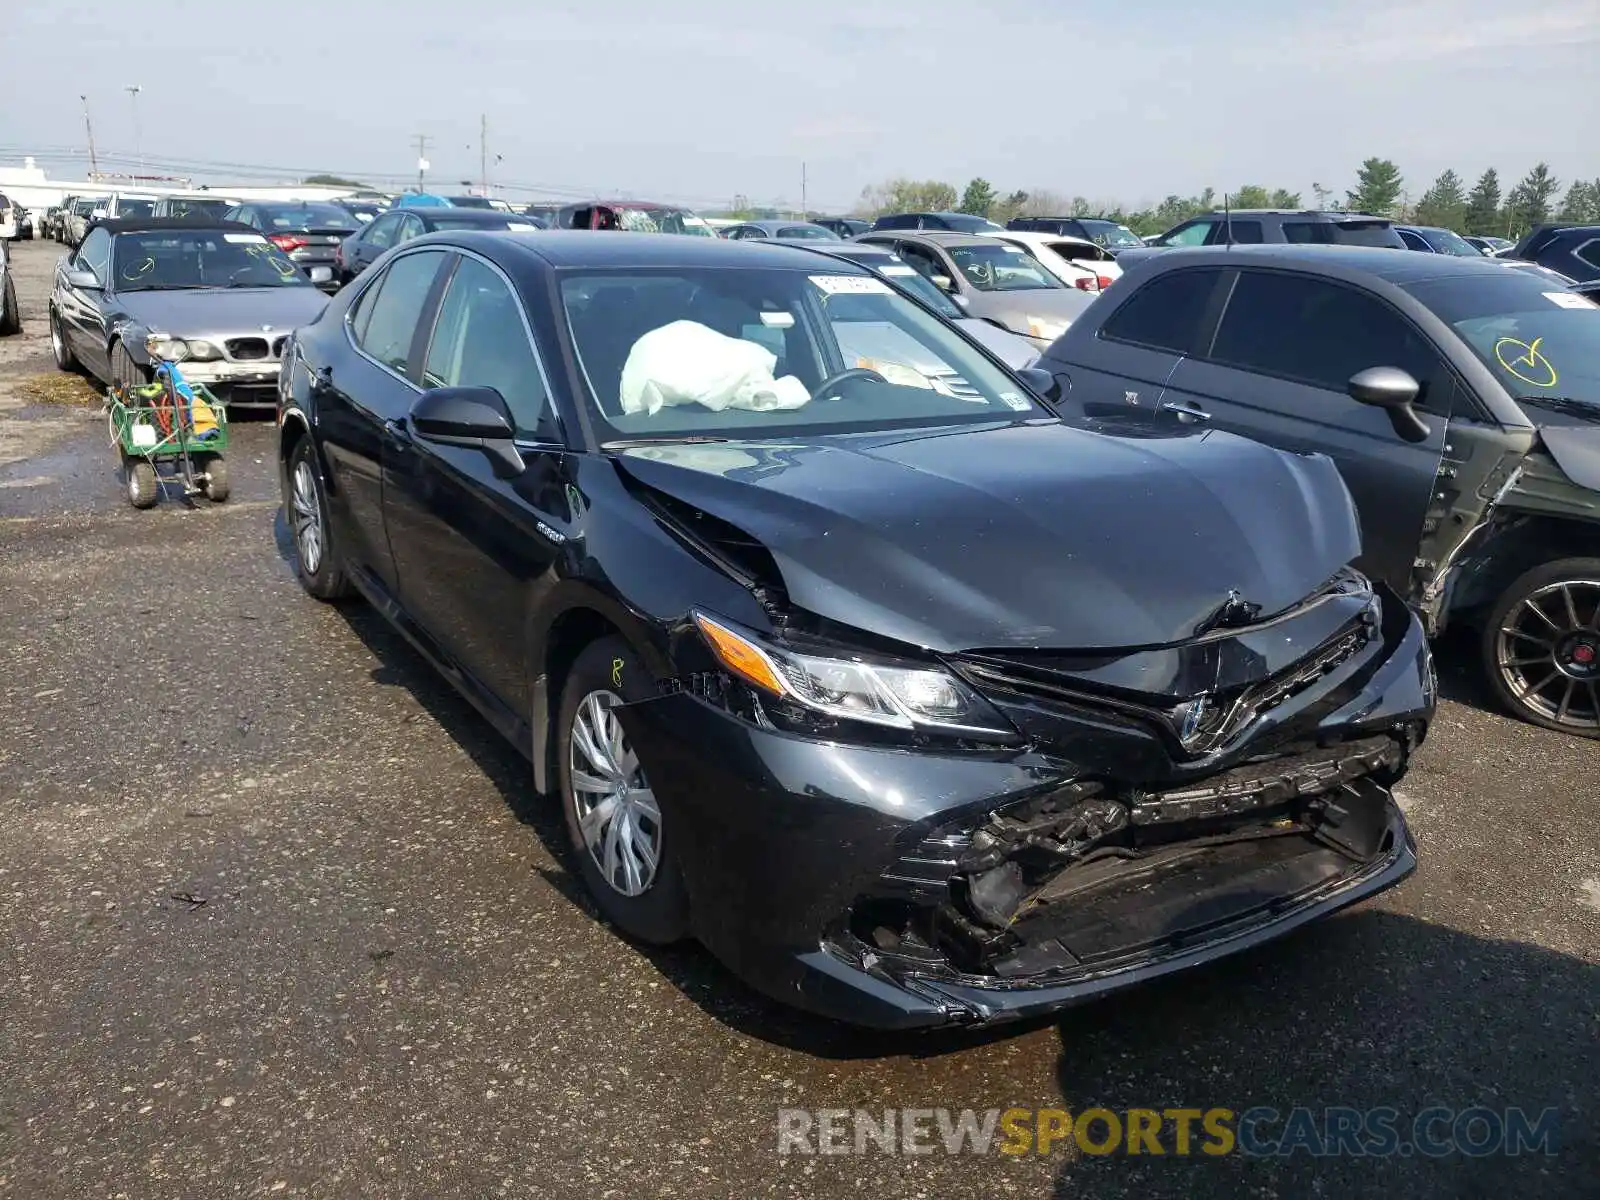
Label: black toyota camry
xmin=276 ymin=231 xmax=1434 ymax=1029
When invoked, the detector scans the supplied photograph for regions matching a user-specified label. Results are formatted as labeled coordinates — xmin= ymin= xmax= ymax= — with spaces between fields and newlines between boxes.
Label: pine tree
xmin=1346 ymin=158 xmax=1404 ymax=216
xmin=1414 ymin=169 xmax=1467 ymax=230
xmin=1463 ymin=169 xmax=1502 ymax=236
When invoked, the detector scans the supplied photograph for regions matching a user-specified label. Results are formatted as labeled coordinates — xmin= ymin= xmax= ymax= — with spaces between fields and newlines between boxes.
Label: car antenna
xmin=1224 ymin=192 xmax=1233 ymax=247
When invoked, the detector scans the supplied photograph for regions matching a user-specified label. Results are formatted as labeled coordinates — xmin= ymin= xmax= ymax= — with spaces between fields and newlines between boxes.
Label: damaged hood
xmin=614 ymin=421 xmax=1361 ymax=652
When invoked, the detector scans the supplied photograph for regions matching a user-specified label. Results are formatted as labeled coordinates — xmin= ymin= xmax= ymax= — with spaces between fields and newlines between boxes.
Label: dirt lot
xmin=0 ymin=236 xmax=1596 ymax=1198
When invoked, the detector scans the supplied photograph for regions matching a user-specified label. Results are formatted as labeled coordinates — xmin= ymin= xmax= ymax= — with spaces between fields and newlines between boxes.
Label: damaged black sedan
xmin=277 ymin=231 xmax=1434 ymax=1029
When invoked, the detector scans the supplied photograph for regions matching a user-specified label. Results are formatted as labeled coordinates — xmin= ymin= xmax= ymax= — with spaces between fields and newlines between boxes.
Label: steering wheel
xmin=813 ymin=367 xmax=887 ymax=399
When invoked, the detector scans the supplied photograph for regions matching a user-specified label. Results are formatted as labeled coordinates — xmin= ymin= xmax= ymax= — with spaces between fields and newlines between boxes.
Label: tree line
xmin=851 ymin=161 xmax=1600 ymax=241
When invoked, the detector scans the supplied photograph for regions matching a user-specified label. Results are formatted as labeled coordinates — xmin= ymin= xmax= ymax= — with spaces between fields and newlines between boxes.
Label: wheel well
xmin=538 ymin=607 xmax=623 ymax=792
xmin=279 ymin=415 xmax=308 ymax=468
xmin=1447 ymin=514 xmax=1600 ymax=627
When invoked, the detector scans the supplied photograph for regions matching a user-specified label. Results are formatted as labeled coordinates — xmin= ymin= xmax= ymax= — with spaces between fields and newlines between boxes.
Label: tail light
xmin=269 ymin=233 xmax=309 ymax=252
xmin=1097 ymin=274 xmax=1114 ymax=290
xmin=1073 ymin=277 xmax=1100 ymax=292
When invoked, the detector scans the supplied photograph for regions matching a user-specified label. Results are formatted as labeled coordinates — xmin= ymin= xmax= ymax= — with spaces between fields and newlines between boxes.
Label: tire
xmin=198 ymin=454 xmax=229 ymax=503
xmin=110 ymin=340 xmax=148 ymax=390
xmin=0 ymin=276 xmax=19 ymax=336
xmin=49 ymin=307 xmax=78 ymax=370
xmin=125 ymin=458 xmax=159 ymax=509
xmin=286 ymin=436 xmax=351 ymax=600
xmin=556 ymin=636 xmax=689 ymax=944
xmin=1481 ymin=557 xmax=1600 ymax=738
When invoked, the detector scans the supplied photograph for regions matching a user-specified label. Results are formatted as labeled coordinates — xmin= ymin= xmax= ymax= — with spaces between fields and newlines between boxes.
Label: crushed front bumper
xmin=176 ymin=360 xmax=282 ymax=407
xmin=618 ymin=596 xmax=1433 ymax=1029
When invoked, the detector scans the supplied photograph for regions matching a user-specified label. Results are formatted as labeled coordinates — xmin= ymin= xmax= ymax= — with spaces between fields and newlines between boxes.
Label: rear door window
xmin=1099 ymin=268 xmax=1224 ymax=354
xmin=1209 ymin=270 xmax=1448 ymax=408
xmin=1207 ymin=220 xmax=1263 ymax=244
xmin=350 ymin=249 xmax=447 ymax=376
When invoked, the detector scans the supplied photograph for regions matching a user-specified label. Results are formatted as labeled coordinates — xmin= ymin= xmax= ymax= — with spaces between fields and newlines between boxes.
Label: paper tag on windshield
xmin=810 ymin=275 xmax=891 ymax=295
xmin=1545 ymin=291 xmax=1594 ymax=310
xmin=224 ymin=233 xmax=267 ymax=244
xmin=880 ymin=264 xmax=917 ymax=277
xmin=998 ymin=391 xmax=1031 ymax=411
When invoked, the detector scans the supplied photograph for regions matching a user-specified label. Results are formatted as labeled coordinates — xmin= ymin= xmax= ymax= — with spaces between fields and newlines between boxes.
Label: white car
xmin=981 ymin=229 xmax=1122 ymax=293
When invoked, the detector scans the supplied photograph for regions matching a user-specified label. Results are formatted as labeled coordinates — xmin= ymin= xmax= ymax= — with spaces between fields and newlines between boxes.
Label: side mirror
xmin=65 ymin=267 xmax=101 ymax=290
xmin=1015 ymin=366 xmax=1061 ymax=402
xmin=1347 ymin=366 xmax=1431 ymax=443
xmin=931 ymin=274 xmax=955 ymax=293
xmin=92 ymin=208 xmax=108 ymax=219
xmin=410 ymin=386 xmax=523 ymax=475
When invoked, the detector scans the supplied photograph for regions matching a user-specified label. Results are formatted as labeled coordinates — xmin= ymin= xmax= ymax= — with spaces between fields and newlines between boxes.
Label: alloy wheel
xmin=291 ymin=461 xmax=324 ymax=575
xmin=568 ymin=689 xmax=661 ymax=897
xmin=1494 ymin=579 xmax=1600 ymax=731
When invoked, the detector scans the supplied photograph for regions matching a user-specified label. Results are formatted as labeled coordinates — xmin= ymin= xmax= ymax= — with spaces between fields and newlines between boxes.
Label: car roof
xmin=448 ymin=229 xmax=875 ymax=271
xmin=1149 ymin=243 xmax=1538 ymax=285
xmin=89 ymin=217 xmax=259 ymax=236
xmin=866 ymin=230 xmax=1004 ymax=248
xmin=789 ymin=241 xmax=894 ymax=263
xmin=415 ymin=208 xmax=528 ymax=225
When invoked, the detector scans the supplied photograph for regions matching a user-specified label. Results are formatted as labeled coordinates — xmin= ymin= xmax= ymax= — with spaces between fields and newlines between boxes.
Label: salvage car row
xmin=19 ymin=205 xmax=1600 ymax=1029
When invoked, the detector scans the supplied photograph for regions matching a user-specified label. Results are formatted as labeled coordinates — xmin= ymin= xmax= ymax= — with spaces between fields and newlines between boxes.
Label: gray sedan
xmin=857 ymin=230 xmax=1095 ymax=350
xmin=49 ymin=218 xmax=329 ymax=408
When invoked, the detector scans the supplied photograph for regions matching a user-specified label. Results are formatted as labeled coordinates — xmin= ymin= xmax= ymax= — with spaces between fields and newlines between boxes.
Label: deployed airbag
xmin=620 ymin=320 xmax=810 ymax=416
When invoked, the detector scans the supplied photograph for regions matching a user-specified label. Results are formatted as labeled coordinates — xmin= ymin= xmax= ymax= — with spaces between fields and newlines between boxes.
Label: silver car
xmin=857 ymin=230 xmax=1095 ymax=351
xmin=49 ymin=218 xmax=328 ymax=408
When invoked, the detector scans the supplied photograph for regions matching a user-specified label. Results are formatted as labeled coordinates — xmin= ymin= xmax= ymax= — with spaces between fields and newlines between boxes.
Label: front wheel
xmin=556 ymin=637 xmax=689 ymax=944
xmin=50 ymin=307 xmax=78 ymax=369
xmin=1482 ymin=558 xmax=1600 ymax=737
xmin=110 ymin=340 xmax=148 ymax=390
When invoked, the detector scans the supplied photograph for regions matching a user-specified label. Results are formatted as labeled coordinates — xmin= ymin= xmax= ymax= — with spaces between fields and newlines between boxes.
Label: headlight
xmin=1025 ymin=317 xmax=1070 ymax=341
xmin=693 ymin=611 xmax=1015 ymax=738
xmin=144 ymin=332 xmax=189 ymax=362
xmin=185 ymin=340 xmax=221 ymax=361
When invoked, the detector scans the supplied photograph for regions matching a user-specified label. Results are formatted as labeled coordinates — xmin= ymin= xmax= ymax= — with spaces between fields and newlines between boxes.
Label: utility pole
xmin=800 ymin=162 xmax=807 ymax=219
xmin=124 ymin=85 xmax=143 ymax=180
xmin=480 ymin=114 xmax=487 ymax=197
xmin=413 ymin=133 xmax=432 ymax=193
xmin=80 ymin=94 xmax=99 ymax=178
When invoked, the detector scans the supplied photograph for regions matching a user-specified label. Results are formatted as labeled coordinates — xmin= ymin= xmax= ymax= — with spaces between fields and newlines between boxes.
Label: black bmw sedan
xmin=276 ymin=231 xmax=1434 ymax=1029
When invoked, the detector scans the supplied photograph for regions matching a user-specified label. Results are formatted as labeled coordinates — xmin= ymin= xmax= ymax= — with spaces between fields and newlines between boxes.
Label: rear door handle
xmin=1159 ymin=399 xmax=1211 ymax=423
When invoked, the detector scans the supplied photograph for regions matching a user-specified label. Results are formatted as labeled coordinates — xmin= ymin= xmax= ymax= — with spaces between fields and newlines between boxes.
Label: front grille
xmin=226 ymin=337 xmax=270 ymax=360
xmin=271 ymin=336 xmax=288 ymax=358
xmin=957 ymin=613 xmax=1375 ymax=757
xmin=225 ymin=384 xmax=279 ymax=407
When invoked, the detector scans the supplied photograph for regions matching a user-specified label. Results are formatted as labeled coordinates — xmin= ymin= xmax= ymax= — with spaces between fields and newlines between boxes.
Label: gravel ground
xmin=0 ymin=237 xmax=1596 ymax=1199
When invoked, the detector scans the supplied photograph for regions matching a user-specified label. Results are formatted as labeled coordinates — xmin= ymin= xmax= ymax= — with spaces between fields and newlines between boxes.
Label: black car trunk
xmin=853 ymin=734 xmax=1405 ymax=982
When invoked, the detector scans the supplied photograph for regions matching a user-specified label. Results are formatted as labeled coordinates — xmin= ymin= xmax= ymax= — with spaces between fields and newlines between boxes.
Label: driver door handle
xmin=383 ymin=417 xmax=411 ymax=448
xmin=1160 ymin=399 xmax=1211 ymax=422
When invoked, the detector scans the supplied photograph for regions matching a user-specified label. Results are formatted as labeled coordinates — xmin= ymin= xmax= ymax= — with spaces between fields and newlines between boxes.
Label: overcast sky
xmin=7 ymin=0 xmax=1598 ymax=210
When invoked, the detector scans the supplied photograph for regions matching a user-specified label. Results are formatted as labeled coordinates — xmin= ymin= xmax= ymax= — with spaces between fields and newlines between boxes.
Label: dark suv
xmin=1505 ymin=224 xmax=1600 ymax=283
xmin=1035 ymin=244 xmax=1600 ymax=737
xmin=1119 ymin=212 xmax=1405 ymax=270
xmin=1007 ymin=216 xmax=1145 ymax=251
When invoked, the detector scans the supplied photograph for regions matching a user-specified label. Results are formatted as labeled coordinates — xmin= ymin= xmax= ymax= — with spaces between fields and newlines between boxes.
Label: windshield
xmin=948 ymin=243 xmax=1063 ymax=291
xmin=446 ymin=196 xmax=494 ymax=209
xmin=560 ymin=267 xmax=1039 ymax=440
xmin=430 ymin=215 xmax=535 ymax=232
xmin=1408 ymin=273 xmax=1600 ymax=412
xmin=111 ymin=229 xmax=313 ymax=291
xmin=874 ymin=260 xmax=964 ymax=319
xmin=1422 ymin=228 xmax=1482 ymax=257
xmin=775 ymin=226 xmax=837 ymax=240
xmin=1077 ymin=219 xmax=1143 ymax=248
xmin=116 ymin=197 xmax=158 ymax=219
xmin=610 ymin=206 xmax=713 ymax=236
xmin=258 ymin=203 xmax=361 ymax=231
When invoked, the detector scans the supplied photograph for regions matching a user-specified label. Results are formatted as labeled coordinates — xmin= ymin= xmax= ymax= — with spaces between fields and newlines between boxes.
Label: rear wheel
xmin=287 ymin=437 xmax=350 ymax=600
xmin=556 ymin=637 xmax=689 ymax=944
xmin=0 ymin=275 xmax=19 ymax=336
xmin=125 ymin=457 xmax=159 ymax=509
xmin=1482 ymin=558 xmax=1600 ymax=737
